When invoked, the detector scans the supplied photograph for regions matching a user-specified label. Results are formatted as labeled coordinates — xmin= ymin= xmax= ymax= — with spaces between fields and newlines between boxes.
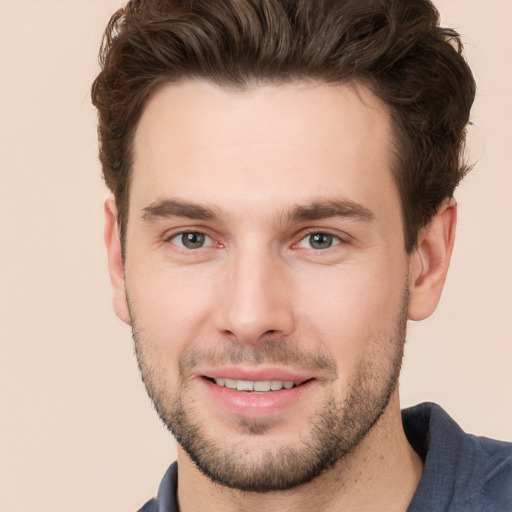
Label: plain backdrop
xmin=1 ymin=1 xmax=511 ymax=511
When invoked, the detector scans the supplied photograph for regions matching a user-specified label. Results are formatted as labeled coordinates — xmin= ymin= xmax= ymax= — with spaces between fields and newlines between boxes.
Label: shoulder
xmin=404 ymin=402 xmax=512 ymax=511
xmin=454 ymin=434 xmax=512 ymax=510
xmin=475 ymin=435 xmax=512 ymax=510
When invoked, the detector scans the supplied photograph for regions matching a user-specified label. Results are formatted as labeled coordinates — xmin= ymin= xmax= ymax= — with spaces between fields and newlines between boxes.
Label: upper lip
xmin=198 ymin=366 xmax=314 ymax=384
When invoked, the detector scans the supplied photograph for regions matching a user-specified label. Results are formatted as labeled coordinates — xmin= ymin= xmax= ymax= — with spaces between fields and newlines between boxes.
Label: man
xmin=92 ymin=0 xmax=511 ymax=510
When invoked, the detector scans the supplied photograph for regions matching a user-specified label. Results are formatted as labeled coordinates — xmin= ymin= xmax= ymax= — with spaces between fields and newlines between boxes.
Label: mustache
xmin=178 ymin=339 xmax=338 ymax=377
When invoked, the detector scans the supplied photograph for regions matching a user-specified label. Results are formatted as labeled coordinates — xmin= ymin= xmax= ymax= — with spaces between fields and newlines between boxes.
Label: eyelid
xmin=292 ymin=229 xmax=350 ymax=250
xmin=161 ymin=224 xmax=213 ymax=241
xmin=165 ymin=229 xmax=215 ymax=250
xmin=161 ymin=226 xmax=351 ymax=251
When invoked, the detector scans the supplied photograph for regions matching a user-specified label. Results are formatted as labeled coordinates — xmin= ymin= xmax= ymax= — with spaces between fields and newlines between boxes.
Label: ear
xmin=104 ymin=198 xmax=131 ymax=325
xmin=408 ymin=198 xmax=457 ymax=321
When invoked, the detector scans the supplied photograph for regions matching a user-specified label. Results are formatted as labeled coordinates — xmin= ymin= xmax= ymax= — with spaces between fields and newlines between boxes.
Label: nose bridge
xmin=215 ymin=240 xmax=294 ymax=344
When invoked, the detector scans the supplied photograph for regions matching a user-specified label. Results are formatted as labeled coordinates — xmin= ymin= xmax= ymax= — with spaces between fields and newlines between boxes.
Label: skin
xmin=104 ymin=80 xmax=456 ymax=511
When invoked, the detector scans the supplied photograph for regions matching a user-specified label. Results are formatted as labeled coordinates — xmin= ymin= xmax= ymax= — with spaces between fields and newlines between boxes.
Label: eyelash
xmin=165 ymin=229 xmax=347 ymax=252
xmin=166 ymin=231 xmax=216 ymax=250
xmin=293 ymin=231 xmax=344 ymax=251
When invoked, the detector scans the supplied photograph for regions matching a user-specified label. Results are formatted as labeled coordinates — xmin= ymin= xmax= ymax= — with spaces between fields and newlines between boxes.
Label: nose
xmin=214 ymin=245 xmax=295 ymax=345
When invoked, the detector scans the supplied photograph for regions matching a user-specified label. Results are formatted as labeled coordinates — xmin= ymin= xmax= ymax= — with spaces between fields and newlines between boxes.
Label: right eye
xmin=295 ymin=232 xmax=342 ymax=250
xmin=168 ymin=231 xmax=213 ymax=250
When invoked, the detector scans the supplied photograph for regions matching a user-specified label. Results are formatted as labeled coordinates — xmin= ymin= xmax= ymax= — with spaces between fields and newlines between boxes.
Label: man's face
xmin=122 ymin=80 xmax=411 ymax=491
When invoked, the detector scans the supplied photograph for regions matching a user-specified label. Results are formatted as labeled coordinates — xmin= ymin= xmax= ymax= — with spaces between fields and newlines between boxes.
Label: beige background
xmin=1 ymin=1 xmax=510 ymax=510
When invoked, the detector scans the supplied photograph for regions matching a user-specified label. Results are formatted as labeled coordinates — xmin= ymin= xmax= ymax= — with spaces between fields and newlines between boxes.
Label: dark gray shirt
xmin=138 ymin=403 xmax=512 ymax=511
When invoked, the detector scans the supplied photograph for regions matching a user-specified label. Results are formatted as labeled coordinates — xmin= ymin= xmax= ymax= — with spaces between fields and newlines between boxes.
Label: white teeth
xmin=270 ymin=380 xmax=283 ymax=391
xmin=213 ymin=378 xmax=297 ymax=391
xmin=236 ymin=380 xmax=254 ymax=391
xmin=224 ymin=378 xmax=237 ymax=389
xmin=253 ymin=380 xmax=271 ymax=392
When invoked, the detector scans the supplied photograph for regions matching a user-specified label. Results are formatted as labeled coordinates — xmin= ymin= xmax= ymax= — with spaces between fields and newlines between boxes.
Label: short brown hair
xmin=91 ymin=0 xmax=475 ymax=252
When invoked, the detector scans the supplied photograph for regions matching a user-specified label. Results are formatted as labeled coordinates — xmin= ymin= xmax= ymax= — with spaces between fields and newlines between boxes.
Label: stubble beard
xmin=130 ymin=292 xmax=408 ymax=493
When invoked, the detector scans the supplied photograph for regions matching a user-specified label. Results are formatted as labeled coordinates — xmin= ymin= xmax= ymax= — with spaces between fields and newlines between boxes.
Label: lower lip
xmin=201 ymin=378 xmax=316 ymax=417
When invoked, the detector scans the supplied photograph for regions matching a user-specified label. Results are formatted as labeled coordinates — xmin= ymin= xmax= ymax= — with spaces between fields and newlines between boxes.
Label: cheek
xmin=294 ymin=261 xmax=407 ymax=363
xmin=126 ymin=263 xmax=218 ymax=360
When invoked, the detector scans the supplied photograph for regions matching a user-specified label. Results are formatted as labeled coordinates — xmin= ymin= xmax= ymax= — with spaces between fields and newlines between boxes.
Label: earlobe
xmin=408 ymin=199 xmax=457 ymax=321
xmin=104 ymin=198 xmax=131 ymax=325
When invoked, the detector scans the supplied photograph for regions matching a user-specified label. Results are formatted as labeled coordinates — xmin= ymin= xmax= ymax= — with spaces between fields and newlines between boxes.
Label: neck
xmin=176 ymin=393 xmax=423 ymax=512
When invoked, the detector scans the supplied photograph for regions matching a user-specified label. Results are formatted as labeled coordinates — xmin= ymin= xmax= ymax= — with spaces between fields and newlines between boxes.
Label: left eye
xmin=297 ymin=233 xmax=341 ymax=250
xmin=169 ymin=232 xmax=213 ymax=249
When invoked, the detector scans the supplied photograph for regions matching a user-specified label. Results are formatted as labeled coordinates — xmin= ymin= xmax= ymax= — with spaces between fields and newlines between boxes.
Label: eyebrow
xmin=288 ymin=199 xmax=374 ymax=223
xmin=141 ymin=197 xmax=374 ymax=224
xmin=142 ymin=199 xmax=218 ymax=222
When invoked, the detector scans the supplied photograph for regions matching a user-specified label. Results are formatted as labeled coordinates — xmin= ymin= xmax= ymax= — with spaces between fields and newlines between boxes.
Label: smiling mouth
xmin=206 ymin=377 xmax=311 ymax=392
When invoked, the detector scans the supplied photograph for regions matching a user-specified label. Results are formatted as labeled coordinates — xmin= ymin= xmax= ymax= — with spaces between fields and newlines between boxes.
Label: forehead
xmin=131 ymin=80 xmax=397 ymax=219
